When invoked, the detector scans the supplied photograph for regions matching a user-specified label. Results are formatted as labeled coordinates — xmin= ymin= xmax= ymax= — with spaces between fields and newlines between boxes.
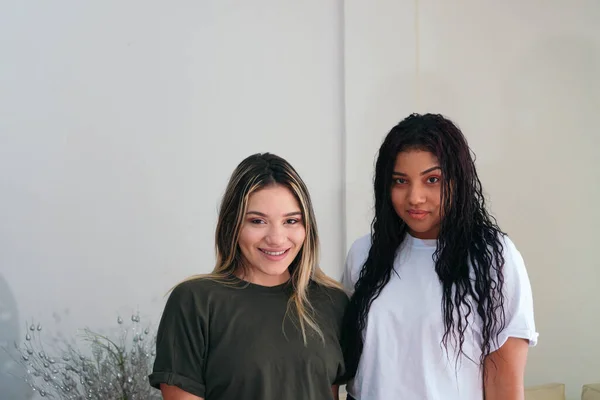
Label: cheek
xmin=237 ymin=226 xmax=261 ymax=250
xmin=390 ymin=189 xmax=406 ymax=210
xmin=431 ymin=187 xmax=442 ymax=210
xmin=289 ymin=226 xmax=307 ymax=246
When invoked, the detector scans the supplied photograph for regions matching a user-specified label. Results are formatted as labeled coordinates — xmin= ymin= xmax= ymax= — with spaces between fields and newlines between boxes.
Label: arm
xmin=483 ymin=337 xmax=530 ymax=400
xmin=160 ymin=384 xmax=204 ymax=400
xmin=331 ymin=384 xmax=339 ymax=400
xmin=484 ymin=237 xmax=538 ymax=400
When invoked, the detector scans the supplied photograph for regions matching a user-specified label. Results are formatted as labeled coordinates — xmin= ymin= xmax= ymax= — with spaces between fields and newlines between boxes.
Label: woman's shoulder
xmin=313 ymin=282 xmax=348 ymax=299
xmin=499 ymin=234 xmax=520 ymax=255
xmin=498 ymin=234 xmax=529 ymax=275
xmin=473 ymin=233 xmax=530 ymax=285
xmin=309 ymin=281 xmax=349 ymax=312
xmin=348 ymin=233 xmax=372 ymax=257
xmin=168 ymin=275 xmax=233 ymax=302
xmin=342 ymin=234 xmax=372 ymax=290
xmin=346 ymin=234 xmax=372 ymax=269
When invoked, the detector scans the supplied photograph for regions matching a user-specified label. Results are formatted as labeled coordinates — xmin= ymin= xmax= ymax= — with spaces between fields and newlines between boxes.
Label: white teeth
xmin=261 ymin=249 xmax=286 ymax=256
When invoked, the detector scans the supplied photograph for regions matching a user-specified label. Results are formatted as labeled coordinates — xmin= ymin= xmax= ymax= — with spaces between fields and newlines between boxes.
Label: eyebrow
xmin=392 ymin=166 xmax=441 ymax=176
xmin=246 ymin=211 xmax=302 ymax=217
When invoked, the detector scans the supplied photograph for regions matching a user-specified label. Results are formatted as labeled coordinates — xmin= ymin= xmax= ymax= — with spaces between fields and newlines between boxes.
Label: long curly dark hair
xmin=341 ymin=113 xmax=507 ymax=377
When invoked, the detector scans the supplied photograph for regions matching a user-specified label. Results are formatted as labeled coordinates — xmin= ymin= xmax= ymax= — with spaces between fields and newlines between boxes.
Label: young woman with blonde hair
xmin=149 ymin=153 xmax=348 ymax=400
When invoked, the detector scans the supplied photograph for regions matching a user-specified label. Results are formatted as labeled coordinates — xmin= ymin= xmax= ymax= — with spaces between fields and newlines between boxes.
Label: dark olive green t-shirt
xmin=149 ymin=277 xmax=348 ymax=400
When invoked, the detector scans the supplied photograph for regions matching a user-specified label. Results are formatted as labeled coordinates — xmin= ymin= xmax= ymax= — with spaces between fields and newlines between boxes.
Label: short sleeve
xmin=148 ymin=281 xmax=207 ymax=397
xmin=341 ymin=234 xmax=371 ymax=295
xmin=491 ymin=236 xmax=539 ymax=352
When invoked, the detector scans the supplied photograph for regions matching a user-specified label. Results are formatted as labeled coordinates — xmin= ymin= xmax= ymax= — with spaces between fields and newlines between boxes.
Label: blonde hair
xmin=182 ymin=153 xmax=342 ymax=343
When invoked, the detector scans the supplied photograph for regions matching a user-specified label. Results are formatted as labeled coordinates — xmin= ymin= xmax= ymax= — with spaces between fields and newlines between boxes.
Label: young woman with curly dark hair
xmin=341 ymin=113 xmax=538 ymax=400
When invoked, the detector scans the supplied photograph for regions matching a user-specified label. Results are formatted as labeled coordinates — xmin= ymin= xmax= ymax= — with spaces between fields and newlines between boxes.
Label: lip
xmin=407 ymin=210 xmax=430 ymax=221
xmin=259 ymin=248 xmax=290 ymax=261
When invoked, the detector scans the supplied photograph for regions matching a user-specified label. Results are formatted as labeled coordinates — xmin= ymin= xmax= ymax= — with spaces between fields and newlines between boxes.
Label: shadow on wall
xmin=0 ymin=273 xmax=34 ymax=399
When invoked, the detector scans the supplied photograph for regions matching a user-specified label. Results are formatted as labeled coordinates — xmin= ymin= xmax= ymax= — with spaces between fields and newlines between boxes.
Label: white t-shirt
xmin=341 ymin=233 xmax=538 ymax=400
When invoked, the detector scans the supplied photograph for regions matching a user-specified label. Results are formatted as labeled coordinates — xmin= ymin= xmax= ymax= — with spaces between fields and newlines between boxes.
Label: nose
xmin=265 ymin=224 xmax=286 ymax=247
xmin=408 ymin=184 xmax=426 ymax=206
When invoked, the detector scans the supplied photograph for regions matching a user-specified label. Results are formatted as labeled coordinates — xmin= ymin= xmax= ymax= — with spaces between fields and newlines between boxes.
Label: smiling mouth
xmin=259 ymin=249 xmax=289 ymax=256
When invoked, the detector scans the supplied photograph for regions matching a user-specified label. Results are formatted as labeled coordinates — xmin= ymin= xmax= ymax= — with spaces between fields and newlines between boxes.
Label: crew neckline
xmin=405 ymin=232 xmax=437 ymax=248
xmin=229 ymin=275 xmax=292 ymax=294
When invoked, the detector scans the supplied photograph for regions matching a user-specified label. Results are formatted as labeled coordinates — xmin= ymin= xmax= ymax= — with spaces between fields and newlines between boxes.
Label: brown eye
xmin=427 ymin=177 xmax=440 ymax=184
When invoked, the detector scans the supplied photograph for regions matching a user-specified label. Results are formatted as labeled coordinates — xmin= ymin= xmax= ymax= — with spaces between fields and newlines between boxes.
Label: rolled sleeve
xmin=149 ymin=281 xmax=207 ymax=397
xmin=491 ymin=237 xmax=539 ymax=352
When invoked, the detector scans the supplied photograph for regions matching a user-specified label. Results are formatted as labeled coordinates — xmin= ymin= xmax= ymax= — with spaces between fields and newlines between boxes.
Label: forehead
xmin=394 ymin=150 xmax=439 ymax=171
xmin=247 ymin=184 xmax=301 ymax=211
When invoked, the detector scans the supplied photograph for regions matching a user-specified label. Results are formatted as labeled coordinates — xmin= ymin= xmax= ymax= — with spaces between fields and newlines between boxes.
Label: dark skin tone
xmin=484 ymin=338 xmax=530 ymax=400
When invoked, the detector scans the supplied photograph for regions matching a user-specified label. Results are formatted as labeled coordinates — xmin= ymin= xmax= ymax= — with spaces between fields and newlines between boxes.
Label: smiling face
xmin=391 ymin=150 xmax=443 ymax=240
xmin=237 ymin=184 xmax=306 ymax=286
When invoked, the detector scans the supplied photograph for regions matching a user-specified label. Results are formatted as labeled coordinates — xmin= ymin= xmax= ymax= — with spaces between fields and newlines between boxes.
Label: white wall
xmin=344 ymin=1 xmax=600 ymax=399
xmin=0 ymin=1 xmax=345 ymax=397
xmin=1 ymin=1 xmax=598 ymax=399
